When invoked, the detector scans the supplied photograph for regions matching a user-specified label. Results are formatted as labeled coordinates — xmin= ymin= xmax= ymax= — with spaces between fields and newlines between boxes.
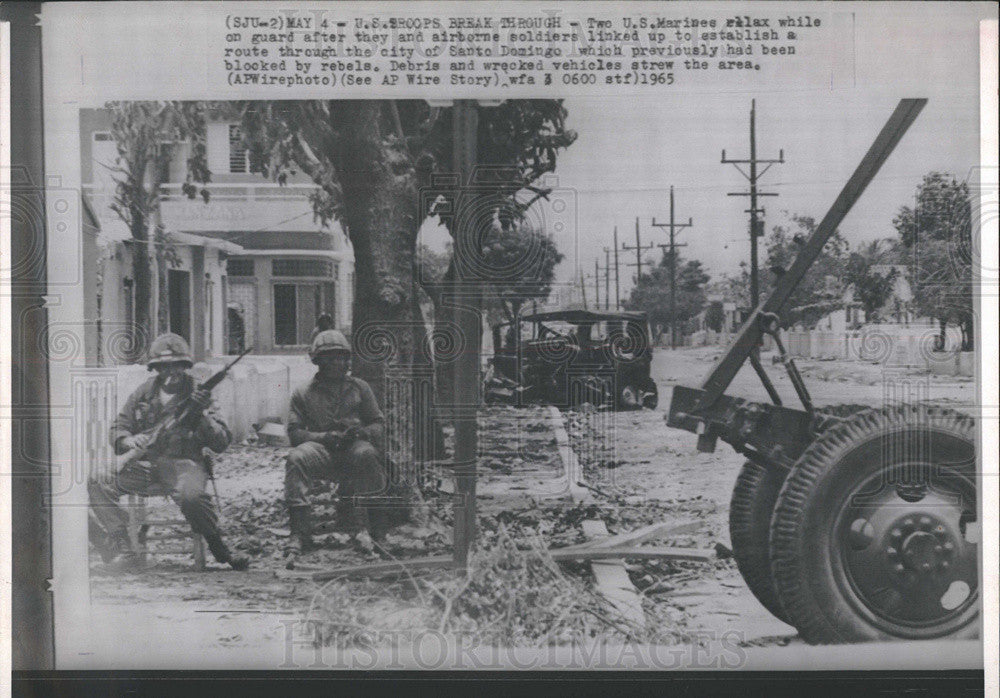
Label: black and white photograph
xmin=3 ymin=0 xmax=998 ymax=691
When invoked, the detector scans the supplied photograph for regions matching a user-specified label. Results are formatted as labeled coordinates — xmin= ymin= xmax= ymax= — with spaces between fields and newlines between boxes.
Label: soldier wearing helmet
xmin=88 ymin=333 xmax=249 ymax=571
xmin=284 ymin=329 xmax=387 ymax=559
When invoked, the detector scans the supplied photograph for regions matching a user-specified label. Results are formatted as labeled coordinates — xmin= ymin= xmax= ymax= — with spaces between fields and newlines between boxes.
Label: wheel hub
xmin=836 ymin=475 xmax=976 ymax=628
xmin=899 ymin=528 xmax=949 ymax=573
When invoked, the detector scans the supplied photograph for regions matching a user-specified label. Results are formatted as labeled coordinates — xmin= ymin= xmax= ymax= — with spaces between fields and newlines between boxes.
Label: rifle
xmin=115 ymin=346 xmax=253 ymax=472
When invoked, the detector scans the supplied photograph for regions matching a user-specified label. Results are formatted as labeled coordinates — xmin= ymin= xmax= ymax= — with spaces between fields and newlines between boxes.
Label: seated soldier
xmin=284 ymin=330 xmax=388 ymax=561
xmin=88 ymin=333 xmax=249 ymax=571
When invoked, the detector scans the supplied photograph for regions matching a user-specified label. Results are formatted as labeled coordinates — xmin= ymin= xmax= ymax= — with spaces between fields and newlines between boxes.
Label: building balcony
xmin=83 ymin=182 xmax=335 ymax=241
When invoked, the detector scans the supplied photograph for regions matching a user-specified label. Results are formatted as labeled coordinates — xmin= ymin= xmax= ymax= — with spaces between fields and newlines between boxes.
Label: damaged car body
xmin=484 ymin=309 xmax=659 ymax=410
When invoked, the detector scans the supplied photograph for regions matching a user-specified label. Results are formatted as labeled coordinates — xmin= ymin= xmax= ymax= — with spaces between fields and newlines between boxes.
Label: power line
xmin=621 ymin=216 xmax=655 ymax=285
xmin=612 ymin=227 xmax=621 ymax=310
xmin=603 ymin=247 xmax=611 ymax=311
xmin=651 ymin=185 xmax=694 ymax=349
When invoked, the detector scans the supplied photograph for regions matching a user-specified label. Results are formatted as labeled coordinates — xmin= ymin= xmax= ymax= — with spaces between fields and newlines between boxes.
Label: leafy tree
xmin=704 ymin=301 xmax=725 ymax=332
xmin=479 ymin=221 xmax=564 ymax=323
xmin=842 ymin=239 xmax=899 ymax=322
xmin=893 ymin=172 xmax=974 ymax=350
xmin=625 ymin=251 xmax=710 ymax=338
xmin=230 ymin=100 xmax=575 ymax=392
xmin=719 ymin=263 xmax=752 ymax=311
xmin=104 ymin=101 xmax=210 ymax=361
xmin=763 ymin=214 xmax=849 ymax=328
xmin=418 ymin=223 xmax=563 ymax=327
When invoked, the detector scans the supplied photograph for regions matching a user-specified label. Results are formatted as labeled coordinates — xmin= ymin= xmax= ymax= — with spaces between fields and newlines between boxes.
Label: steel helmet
xmin=309 ymin=329 xmax=352 ymax=364
xmin=147 ymin=333 xmax=194 ymax=369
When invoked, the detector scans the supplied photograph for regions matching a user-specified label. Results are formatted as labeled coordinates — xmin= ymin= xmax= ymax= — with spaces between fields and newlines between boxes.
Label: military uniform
xmin=88 ymin=333 xmax=248 ymax=569
xmin=88 ymin=374 xmax=230 ymax=537
xmin=284 ymin=330 xmax=389 ymax=553
xmin=285 ymin=374 xmax=387 ymax=510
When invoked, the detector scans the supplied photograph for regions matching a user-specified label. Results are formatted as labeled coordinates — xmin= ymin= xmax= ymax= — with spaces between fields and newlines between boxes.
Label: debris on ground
xmin=310 ymin=524 xmax=697 ymax=650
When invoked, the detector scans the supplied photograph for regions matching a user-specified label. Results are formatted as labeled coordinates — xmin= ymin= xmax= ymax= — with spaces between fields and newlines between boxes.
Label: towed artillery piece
xmin=666 ymin=100 xmax=978 ymax=643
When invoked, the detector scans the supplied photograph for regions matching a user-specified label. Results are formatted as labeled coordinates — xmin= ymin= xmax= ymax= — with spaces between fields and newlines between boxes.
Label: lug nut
xmin=934 ymin=545 xmax=943 ymax=554
xmin=939 ymin=561 xmax=950 ymax=570
xmin=919 ymin=516 xmax=932 ymax=529
xmin=903 ymin=518 xmax=915 ymax=529
xmin=891 ymin=528 xmax=902 ymax=539
xmin=921 ymin=563 xmax=932 ymax=571
xmin=886 ymin=547 xmax=898 ymax=557
xmin=893 ymin=564 xmax=905 ymax=574
xmin=943 ymin=542 xmax=955 ymax=552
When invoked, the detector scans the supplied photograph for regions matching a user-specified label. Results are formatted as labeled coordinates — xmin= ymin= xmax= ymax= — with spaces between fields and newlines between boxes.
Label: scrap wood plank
xmin=544 ymin=406 xmax=644 ymax=629
xmin=560 ymin=520 xmax=703 ymax=552
xmin=550 ymin=546 xmax=714 ymax=563
xmin=545 ymin=406 xmax=591 ymax=503
xmin=580 ymin=519 xmax=646 ymax=629
xmin=285 ymin=555 xmax=455 ymax=582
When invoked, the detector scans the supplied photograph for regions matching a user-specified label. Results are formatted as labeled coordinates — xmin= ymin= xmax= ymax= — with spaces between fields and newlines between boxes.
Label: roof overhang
xmin=228 ymin=249 xmax=351 ymax=260
xmin=169 ymin=231 xmax=245 ymax=254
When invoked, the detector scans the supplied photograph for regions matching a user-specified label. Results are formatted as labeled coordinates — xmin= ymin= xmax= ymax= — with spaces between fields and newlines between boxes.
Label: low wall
xmin=926 ymin=351 xmax=976 ymax=377
xmin=683 ymin=330 xmax=773 ymax=351
xmin=83 ymin=356 xmax=316 ymax=458
xmin=783 ymin=324 xmax=971 ymax=376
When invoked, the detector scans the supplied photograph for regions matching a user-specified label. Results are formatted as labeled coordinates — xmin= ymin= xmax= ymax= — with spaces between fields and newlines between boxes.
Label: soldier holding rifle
xmin=88 ymin=333 xmax=250 ymax=571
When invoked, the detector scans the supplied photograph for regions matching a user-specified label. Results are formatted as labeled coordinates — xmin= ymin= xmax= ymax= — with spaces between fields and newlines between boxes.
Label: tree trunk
xmin=937 ymin=317 xmax=947 ymax=352
xmin=961 ymin=316 xmax=973 ymax=352
xmin=155 ymin=230 xmax=169 ymax=335
xmin=128 ymin=194 xmax=152 ymax=363
xmin=337 ymin=101 xmax=438 ymax=464
xmin=130 ymin=239 xmax=151 ymax=363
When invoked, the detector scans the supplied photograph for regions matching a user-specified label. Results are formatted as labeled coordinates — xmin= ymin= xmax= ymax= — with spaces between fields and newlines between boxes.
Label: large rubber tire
xmin=770 ymin=405 xmax=978 ymax=644
xmin=729 ymin=460 xmax=790 ymax=623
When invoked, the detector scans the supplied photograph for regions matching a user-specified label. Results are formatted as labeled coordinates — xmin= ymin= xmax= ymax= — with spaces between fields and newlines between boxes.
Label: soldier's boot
xmin=108 ymin=529 xmax=141 ymax=570
xmin=205 ymin=534 xmax=250 ymax=571
xmin=345 ymin=506 xmax=377 ymax=555
xmin=89 ymin=513 xmax=116 ymax=564
xmin=285 ymin=506 xmax=319 ymax=570
xmin=333 ymin=498 xmax=359 ymax=533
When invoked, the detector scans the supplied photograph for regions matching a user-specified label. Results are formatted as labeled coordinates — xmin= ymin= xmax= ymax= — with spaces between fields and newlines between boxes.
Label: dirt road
xmin=81 ymin=348 xmax=976 ymax=667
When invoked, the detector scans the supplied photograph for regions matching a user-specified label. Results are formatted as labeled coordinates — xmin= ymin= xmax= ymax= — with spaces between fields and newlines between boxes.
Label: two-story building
xmin=80 ymin=108 xmax=354 ymax=363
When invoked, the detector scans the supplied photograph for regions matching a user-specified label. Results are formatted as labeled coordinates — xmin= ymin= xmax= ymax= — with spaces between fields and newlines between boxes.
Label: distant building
xmin=81 ymin=109 xmax=354 ymax=361
xmin=692 ymin=295 xmax=747 ymax=334
xmin=813 ymin=264 xmax=914 ymax=333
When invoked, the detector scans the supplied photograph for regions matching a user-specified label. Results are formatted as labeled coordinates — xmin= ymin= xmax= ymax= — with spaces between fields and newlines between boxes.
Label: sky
xmin=419 ymin=3 xmax=990 ymax=297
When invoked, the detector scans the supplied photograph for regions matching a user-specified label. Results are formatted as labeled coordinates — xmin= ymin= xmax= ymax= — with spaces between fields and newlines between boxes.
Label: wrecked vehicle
xmin=484 ymin=309 xmax=658 ymax=410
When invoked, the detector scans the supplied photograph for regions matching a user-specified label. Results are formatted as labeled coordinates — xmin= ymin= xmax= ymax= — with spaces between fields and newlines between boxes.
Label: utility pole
xmin=594 ymin=258 xmax=600 ymax=309
xmin=580 ymin=268 xmax=588 ymax=310
xmin=622 ymin=216 xmax=655 ymax=289
xmin=449 ymin=100 xmax=482 ymax=569
xmin=613 ymin=227 xmax=621 ymax=310
xmin=652 ymin=185 xmax=694 ymax=349
xmin=722 ymin=99 xmax=784 ymax=309
xmin=603 ymin=247 xmax=611 ymax=310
